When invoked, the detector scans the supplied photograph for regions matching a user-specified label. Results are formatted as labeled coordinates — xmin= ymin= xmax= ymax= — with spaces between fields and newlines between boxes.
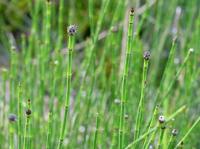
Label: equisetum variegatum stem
xmin=57 ymin=25 xmax=77 ymax=149
xmin=134 ymin=50 xmax=150 ymax=142
xmin=17 ymin=83 xmax=22 ymax=149
xmin=23 ymin=99 xmax=32 ymax=149
xmin=125 ymin=105 xmax=186 ymax=149
xmin=119 ymin=8 xmax=134 ymax=149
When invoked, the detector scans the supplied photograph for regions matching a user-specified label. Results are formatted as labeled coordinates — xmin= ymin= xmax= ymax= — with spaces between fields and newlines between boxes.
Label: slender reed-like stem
xmin=56 ymin=0 xmax=64 ymax=51
xmin=23 ymin=99 xmax=31 ymax=149
xmin=119 ymin=8 xmax=134 ymax=149
xmin=46 ymin=112 xmax=53 ymax=149
xmin=17 ymin=83 xmax=22 ymax=149
xmin=125 ymin=105 xmax=186 ymax=149
xmin=88 ymin=0 xmax=94 ymax=39
xmin=162 ymin=48 xmax=194 ymax=104
xmin=157 ymin=119 xmax=165 ymax=149
xmin=57 ymin=25 xmax=76 ymax=149
xmin=93 ymin=113 xmax=100 ymax=149
xmin=75 ymin=0 xmax=110 ymax=105
xmin=153 ymin=39 xmax=177 ymax=103
xmin=8 ymin=114 xmax=17 ymax=149
xmin=9 ymin=126 xmax=14 ymax=149
xmin=143 ymin=105 xmax=159 ymax=149
xmin=134 ymin=51 xmax=150 ymax=141
xmin=167 ymin=129 xmax=178 ymax=149
xmin=175 ymin=116 xmax=200 ymax=148
xmin=9 ymin=46 xmax=17 ymax=112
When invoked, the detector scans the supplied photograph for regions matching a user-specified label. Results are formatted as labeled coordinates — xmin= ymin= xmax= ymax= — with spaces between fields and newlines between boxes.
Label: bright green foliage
xmin=0 ymin=0 xmax=199 ymax=149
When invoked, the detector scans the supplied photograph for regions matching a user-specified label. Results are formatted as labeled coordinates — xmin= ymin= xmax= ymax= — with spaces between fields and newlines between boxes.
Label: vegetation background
xmin=0 ymin=0 xmax=199 ymax=148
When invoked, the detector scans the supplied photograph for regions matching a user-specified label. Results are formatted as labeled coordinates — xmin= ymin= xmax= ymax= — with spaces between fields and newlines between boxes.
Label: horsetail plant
xmin=17 ymin=83 xmax=22 ymax=149
xmin=46 ymin=112 xmax=53 ymax=149
xmin=93 ymin=113 xmax=100 ymax=149
xmin=134 ymin=50 xmax=150 ymax=141
xmin=77 ymin=0 xmax=110 ymax=99
xmin=9 ymin=46 xmax=18 ymax=112
xmin=23 ymin=99 xmax=32 ymax=149
xmin=0 ymin=0 xmax=200 ymax=148
xmin=125 ymin=105 xmax=186 ymax=149
xmin=175 ymin=116 xmax=200 ymax=148
xmin=57 ymin=25 xmax=77 ymax=149
xmin=163 ymin=48 xmax=194 ymax=104
xmin=153 ymin=38 xmax=177 ymax=103
xmin=57 ymin=0 xmax=65 ymax=52
xmin=8 ymin=114 xmax=17 ymax=149
xmin=143 ymin=105 xmax=159 ymax=149
xmin=167 ymin=129 xmax=178 ymax=149
xmin=119 ymin=8 xmax=134 ymax=149
xmin=157 ymin=115 xmax=166 ymax=149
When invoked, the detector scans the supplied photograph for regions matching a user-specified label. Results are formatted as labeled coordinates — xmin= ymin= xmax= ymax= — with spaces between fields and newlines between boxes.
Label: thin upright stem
xmin=134 ymin=54 xmax=149 ymax=141
xmin=17 ymin=83 xmax=22 ymax=149
xmin=23 ymin=99 xmax=31 ymax=149
xmin=143 ymin=105 xmax=159 ymax=149
xmin=157 ymin=127 xmax=165 ymax=149
xmin=167 ymin=134 xmax=177 ymax=149
xmin=119 ymin=8 xmax=134 ymax=149
xmin=93 ymin=113 xmax=100 ymax=149
xmin=57 ymin=25 xmax=76 ymax=149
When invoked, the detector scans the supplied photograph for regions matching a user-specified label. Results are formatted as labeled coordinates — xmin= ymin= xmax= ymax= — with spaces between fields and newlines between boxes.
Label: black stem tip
xmin=67 ymin=25 xmax=77 ymax=36
xmin=130 ymin=8 xmax=134 ymax=15
xmin=172 ymin=129 xmax=178 ymax=136
xmin=26 ymin=109 xmax=32 ymax=116
xmin=143 ymin=50 xmax=151 ymax=60
xmin=8 ymin=114 xmax=17 ymax=122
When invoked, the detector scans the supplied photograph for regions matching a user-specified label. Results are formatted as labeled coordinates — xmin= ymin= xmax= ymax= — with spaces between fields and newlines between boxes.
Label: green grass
xmin=0 ymin=0 xmax=200 ymax=148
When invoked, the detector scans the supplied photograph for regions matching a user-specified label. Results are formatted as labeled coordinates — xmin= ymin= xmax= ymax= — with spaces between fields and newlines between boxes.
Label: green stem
xmin=125 ymin=105 xmax=186 ymax=149
xmin=93 ymin=113 xmax=100 ymax=149
xmin=57 ymin=27 xmax=75 ymax=149
xmin=119 ymin=9 xmax=134 ymax=149
xmin=46 ymin=112 xmax=53 ymax=149
xmin=143 ymin=105 xmax=159 ymax=149
xmin=75 ymin=0 xmax=110 ymax=106
xmin=56 ymin=0 xmax=64 ymax=52
xmin=9 ymin=123 xmax=14 ymax=149
xmin=23 ymin=99 xmax=31 ymax=149
xmin=162 ymin=48 xmax=193 ymax=102
xmin=134 ymin=57 xmax=149 ymax=141
xmin=167 ymin=135 xmax=176 ymax=149
xmin=157 ymin=126 xmax=165 ymax=149
xmin=175 ymin=116 xmax=200 ymax=148
xmin=88 ymin=0 xmax=94 ymax=39
xmin=17 ymin=83 xmax=22 ymax=149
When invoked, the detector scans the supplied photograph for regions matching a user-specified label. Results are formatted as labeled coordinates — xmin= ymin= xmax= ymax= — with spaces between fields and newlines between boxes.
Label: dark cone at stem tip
xmin=26 ymin=109 xmax=32 ymax=116
xmin=158 ymin=115 xmax=165 ymax=123
xmin=8 ymin=114 xmax=17 ymax=122
xmin=67 ymin=25 xmax=77 ymax=36
xmin=130 ymin=8 xmax=134 ymax=15
xmin=172 ymin=129 xmax=178 ymax=136
xmin=143 ymin=50 xmax=151 ymax=60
